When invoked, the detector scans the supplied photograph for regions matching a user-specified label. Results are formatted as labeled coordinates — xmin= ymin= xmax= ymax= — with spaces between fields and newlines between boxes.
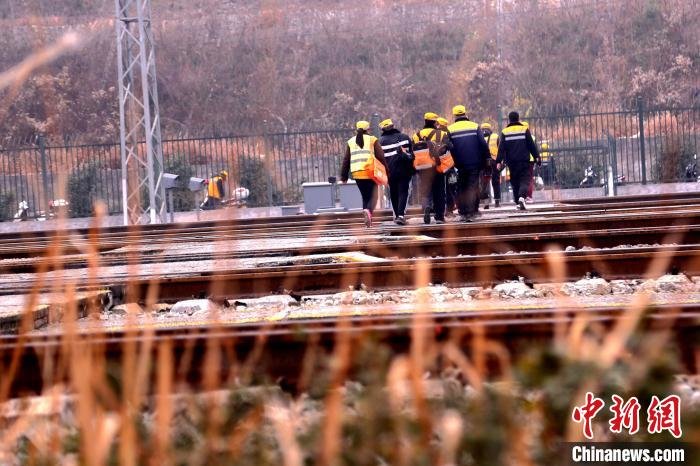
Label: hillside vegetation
xmin=0 ymin=0 xmax=697 ymax=144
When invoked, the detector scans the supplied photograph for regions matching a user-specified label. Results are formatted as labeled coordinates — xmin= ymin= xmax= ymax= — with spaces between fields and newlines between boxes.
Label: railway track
xmin=2 ymin=223 xmax=698 ymax=274
xmin=3 ymin=243 xmax=699 ymax=300
xmin=0 ymin=193 xmax=698 ymax=258
xmin=2 ymin=301 xmax=698 ymax=397
xmin=1 ymin=190 xmax=697 ymax=240
xmin=2 ymin=206 xmax=700 ymax=260
xmin=2 ymin=205 xmax=700 ymax=300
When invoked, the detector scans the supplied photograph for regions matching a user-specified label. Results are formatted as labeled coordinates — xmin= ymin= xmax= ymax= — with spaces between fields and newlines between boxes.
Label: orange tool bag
xmin=413 ymin=130 xmax=436 ymax=171
xmin=434 ymin=130 xmax=454 ymax=173
xmin=436 ymin=153 xmax=454 ymax=174
xmin=369 ymin=156 xmax=388 ymax=186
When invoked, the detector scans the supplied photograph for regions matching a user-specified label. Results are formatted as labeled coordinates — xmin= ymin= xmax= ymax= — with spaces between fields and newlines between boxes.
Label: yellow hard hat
xmin=437 ymin=117 xmax=449 ymax=127
xmin=424 ymin=112 xmax=439 ymax=121
xmin=379 ymin=118 xmax=394 ymax=129
xmin=220 ymin=170 xmax=228 ymax=178
xmin=452 ymin=105 xmax=467 ymax=116
xmin=541 ymin=143 xmax=549 ymax=150
xmin=356 ymin=120 xmax=370 ymax=131
xmin=481 ymin=122 xmax=492 ymax=130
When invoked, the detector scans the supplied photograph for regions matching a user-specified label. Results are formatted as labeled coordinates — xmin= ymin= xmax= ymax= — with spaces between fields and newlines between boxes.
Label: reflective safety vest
xmin=208 ymin=176 xmax=224 ymax=199
xmin=541 ymin=150 xmax=552 ymax=162
xmin=485 ymin=133 xmax=499 ymax=160
xmin=348 ymin=134 xmax=376 ymax=179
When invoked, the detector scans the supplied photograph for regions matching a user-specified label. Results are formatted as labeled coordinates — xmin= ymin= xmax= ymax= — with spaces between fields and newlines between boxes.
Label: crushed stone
xmin=493 ymin=280 xmax=544 ymax=299
xmin=561 ymin=277 xmax=612 ymax=296
xmin=170 ymin=299 xmax=222 ymax=317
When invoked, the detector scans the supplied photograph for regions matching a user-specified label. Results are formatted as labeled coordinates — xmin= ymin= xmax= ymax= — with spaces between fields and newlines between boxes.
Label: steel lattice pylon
xmin=115 ymin=0 xmax=165 ymax=225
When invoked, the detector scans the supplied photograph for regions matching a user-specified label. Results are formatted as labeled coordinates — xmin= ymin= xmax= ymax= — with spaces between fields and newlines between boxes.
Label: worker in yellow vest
xmin=340 ymin=120 xmax=389 ymax=227
xmin=480 ymin=122 xmax=501 ymax=208
xmin=202 ymin=169 xmax=228 ymax=209
xmin=540 ymin=141 xmax=556 ymax=185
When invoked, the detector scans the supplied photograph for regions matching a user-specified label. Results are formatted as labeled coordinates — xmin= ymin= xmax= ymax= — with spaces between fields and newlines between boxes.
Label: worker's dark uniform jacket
xmin=447 ymin=117 xmax=490 ymax=170
xmin=379 ymin=128 xmax=414 ymax=178
xmin=496 ymin=122 xmax=540 ymax=203
xmin=380 ymin=128 xmax=414 ymax=218
xmin=447 ymin=117 xmax=490 ymax=217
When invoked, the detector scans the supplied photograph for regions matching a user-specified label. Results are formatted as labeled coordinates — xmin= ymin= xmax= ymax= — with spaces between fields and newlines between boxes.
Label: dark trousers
xmin=491 ymin=165 xmax=502 ymax=201
xmin=201 ymin=196 xmax=222 ymax=210
xmin=389 ymin=174 xmax=411 ymax=217
xmin=457 ymin=167 xmax=481 ymax=216
xmin=509 ymin=162 xmax=531 ymax=203
xmin=445 ymin=168 xmax=458 ymax=213
xmin=419 ymin=169 xmax=446 ymax=220
xmin=355 ymin=179 xmax=378 ymax=212
xmin=479 ymin=164 xmax=501 ymax=202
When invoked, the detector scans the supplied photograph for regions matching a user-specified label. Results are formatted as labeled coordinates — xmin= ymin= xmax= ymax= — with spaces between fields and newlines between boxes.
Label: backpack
xmin=413 ymin=129 xmax=443 ymax=170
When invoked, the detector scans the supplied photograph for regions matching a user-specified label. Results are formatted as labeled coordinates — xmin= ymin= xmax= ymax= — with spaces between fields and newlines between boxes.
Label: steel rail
xmin=2 ymin=206 xmax=700 ymax=260
xmin=0 ymin=192 xmax=697 ymax=245
xmin=3 ymin=245 xmax=700 ymax=300
xmin=2 ymin=302 xmax=698 ymax=397
xmin=2 ymin=224 xmax=698 ymax=274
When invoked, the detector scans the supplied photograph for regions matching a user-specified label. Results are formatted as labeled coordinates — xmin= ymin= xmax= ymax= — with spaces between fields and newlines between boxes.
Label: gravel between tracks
xmin=29 ymin=273 xmax=700 ymax=335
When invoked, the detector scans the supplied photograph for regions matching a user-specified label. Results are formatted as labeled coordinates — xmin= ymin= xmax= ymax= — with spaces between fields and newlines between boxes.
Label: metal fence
xmin=0 ymin=129 xmax=352 ymax=218
xmin=505 ymin=101 xmax=700 ymax=189
xmin=1 ymin=102 xmax=699 ymax=219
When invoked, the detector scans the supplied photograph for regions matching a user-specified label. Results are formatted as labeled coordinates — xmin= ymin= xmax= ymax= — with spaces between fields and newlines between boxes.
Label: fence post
xmin=636 ymin=97 xmax=647 ymax=184
xmin=370 ymin=113 xmax=380 ymax=137
xmin=607 ymin=134 xmax=618 ymax=196
xmin=37 ymin=134 xmax=51 ymax=215
xmin=264 ymin=133 xmax=274 ymax=208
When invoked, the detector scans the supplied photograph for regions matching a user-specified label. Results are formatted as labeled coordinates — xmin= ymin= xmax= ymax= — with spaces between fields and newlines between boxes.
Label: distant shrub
xmin=0 ymin=191 xmax=16 ymax=221
xmin=653 ymin=138 xmax=696 ymax=183
xmin=237 ymin=156 xmax=282 ymax=207
xmin=68 ymin=162 xmax=100 ymax=218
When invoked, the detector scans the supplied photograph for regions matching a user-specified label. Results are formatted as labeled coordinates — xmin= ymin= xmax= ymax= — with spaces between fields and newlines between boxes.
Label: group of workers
xmin=341 ymin=106 xmax=542 ymax=227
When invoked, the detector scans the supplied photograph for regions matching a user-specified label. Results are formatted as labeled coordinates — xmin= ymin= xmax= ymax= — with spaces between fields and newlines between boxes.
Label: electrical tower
xmin=115 ymin=0 xmax=166 ymax=225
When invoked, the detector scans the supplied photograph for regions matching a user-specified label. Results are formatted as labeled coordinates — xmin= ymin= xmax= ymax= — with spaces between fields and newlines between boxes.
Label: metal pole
xmin=607 ymin=134 xmax=618 ymax=196
xmin=115 ymin=0 xmax=166 ymax=224
xmin=168 ymin=189 xmax=174 ymax=223
xmin=637 ymin=96 xmax=647 ymax=185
